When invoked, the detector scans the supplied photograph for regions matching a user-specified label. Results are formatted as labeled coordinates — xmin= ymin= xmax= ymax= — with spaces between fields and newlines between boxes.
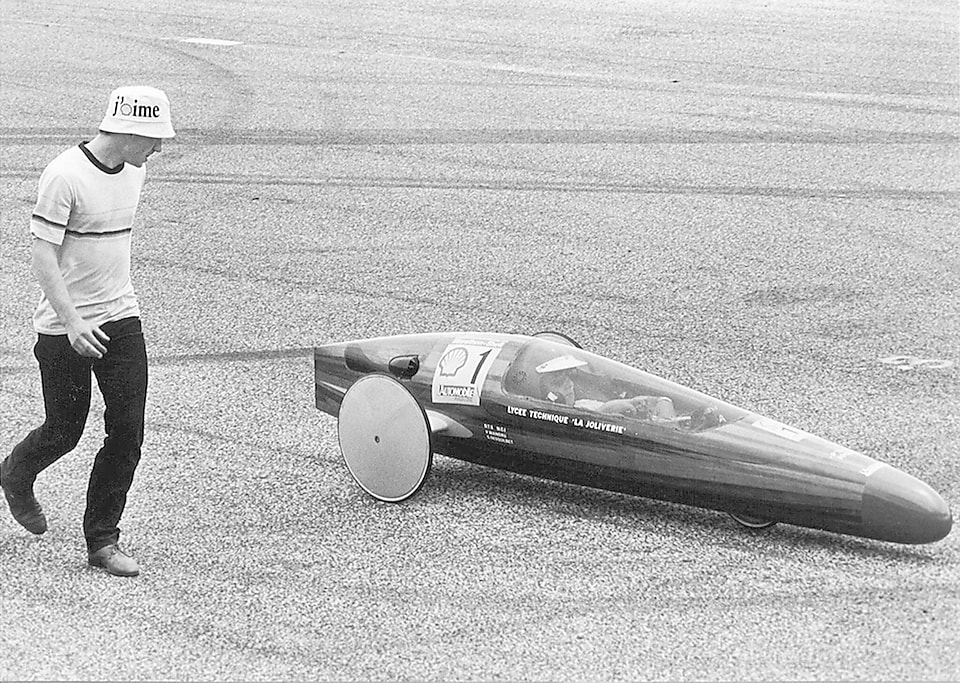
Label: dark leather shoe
xmin=0 ymin=463 xmax=47 ymax=535
xmin=88 ymin=545 xmax=140 ymax=577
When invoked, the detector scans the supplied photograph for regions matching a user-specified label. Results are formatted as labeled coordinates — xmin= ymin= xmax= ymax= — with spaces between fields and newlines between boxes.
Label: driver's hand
xmin=598 ymin=398 xmax=640 ymax=416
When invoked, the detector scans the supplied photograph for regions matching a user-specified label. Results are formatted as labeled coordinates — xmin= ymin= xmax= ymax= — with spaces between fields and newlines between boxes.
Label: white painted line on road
xmin=176 ymin=37 xmax=242 ymax=46
xmin=878 ymin=355 xmax=955 ymax=371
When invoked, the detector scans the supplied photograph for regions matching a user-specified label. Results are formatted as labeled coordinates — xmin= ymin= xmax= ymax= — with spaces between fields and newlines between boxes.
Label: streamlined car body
xmin=314 ymin=331 xmax=952 ymax=544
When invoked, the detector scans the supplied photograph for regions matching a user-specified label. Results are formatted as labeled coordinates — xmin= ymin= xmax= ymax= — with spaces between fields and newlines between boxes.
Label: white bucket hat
xmin=99 ymin=85 xmax=176 ymax=139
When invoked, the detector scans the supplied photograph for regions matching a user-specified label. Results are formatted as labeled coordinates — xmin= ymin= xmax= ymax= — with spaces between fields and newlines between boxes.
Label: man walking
xmin=1 ymin=86 xmax=175 ymax=577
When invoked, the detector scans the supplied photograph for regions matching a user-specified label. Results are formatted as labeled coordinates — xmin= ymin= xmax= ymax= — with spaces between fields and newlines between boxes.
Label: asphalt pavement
xmin=1 ymin=1 xmax=958 ymax=680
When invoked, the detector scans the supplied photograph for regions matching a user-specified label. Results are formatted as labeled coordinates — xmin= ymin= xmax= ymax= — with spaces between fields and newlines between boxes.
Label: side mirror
xmin=388 ymin=355 xmax=420 ymax=379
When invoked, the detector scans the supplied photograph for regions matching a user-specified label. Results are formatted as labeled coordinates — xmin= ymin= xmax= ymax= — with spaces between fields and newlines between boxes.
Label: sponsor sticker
xmin=432 ymin=339 xmax=504 ymax=406
xmin=483 ymin=423 xmax=514 ymax=445
xmin=755 ymin=418 xmax=806 ymax=442
xmin=828 ymin=447 xmax=857 ymax=460
xmin=505 ymin=404 xmax=625 ymax=435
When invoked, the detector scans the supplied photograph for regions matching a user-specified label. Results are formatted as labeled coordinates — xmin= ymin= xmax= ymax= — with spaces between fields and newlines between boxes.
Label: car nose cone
xmin=861 ymin=465 xmax=953 ymax=544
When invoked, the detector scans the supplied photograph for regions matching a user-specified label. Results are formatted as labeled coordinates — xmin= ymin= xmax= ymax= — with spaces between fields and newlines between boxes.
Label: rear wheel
xmin=338 ymin=373 xmax=432 ymax=503
xmin=533 ymin=330 xmax=582 ymax=348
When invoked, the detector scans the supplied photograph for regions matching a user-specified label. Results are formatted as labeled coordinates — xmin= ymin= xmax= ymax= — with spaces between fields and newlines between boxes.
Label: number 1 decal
xmin=470 ymin=350 xmax=492 ymax=383
xmin=433 ymin=340 xmax=503 ymax=406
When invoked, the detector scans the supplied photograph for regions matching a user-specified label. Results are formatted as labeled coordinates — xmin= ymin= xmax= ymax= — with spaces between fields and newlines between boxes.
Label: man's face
xmin=543 ymin=371 xmax=575 ymax=404
xmin=122 ymin=134 xmax=163 ymax=167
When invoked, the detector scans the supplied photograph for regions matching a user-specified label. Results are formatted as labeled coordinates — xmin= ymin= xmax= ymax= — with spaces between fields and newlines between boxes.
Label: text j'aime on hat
xmin=112 ymin=96 xmax=161 ymax=119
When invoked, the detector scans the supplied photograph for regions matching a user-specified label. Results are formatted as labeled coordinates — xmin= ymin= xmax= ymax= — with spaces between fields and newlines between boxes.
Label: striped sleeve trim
xmin=64 ymin=227 xmax=133 ymax=238
xmin=32 ymin=213 xmax=67 ymax=230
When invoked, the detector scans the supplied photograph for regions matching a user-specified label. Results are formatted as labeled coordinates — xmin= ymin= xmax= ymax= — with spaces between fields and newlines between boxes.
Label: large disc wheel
xmin=728 ymin=512 xmax=778 ymax=530
xmin=337 ymin=374 xmax=433 ymax=503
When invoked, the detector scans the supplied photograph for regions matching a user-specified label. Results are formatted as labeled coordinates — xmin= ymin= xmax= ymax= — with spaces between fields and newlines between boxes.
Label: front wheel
xmin=728 ymin=512 xmax=777 ymax=530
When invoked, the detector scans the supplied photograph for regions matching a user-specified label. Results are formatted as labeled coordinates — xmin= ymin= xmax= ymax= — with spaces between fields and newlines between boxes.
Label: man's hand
xmin=66 ymin=320 xmax=110 ymax=358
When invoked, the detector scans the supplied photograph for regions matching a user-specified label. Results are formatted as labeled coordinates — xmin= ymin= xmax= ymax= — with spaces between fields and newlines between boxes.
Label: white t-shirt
xmin=30 ymin=143 xmax=145 ymax=334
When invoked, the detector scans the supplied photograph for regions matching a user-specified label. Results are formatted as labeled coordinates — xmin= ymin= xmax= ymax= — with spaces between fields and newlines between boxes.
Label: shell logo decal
xmin=432 ymin=338 xmax=505 ymax=406
xmin=438 ymin=346 xmax=469 ymax=377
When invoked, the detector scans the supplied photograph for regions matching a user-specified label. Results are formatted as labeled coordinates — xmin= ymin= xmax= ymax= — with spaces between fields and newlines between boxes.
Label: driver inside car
xmin=536 ymin=355 xmax=674 ymax=418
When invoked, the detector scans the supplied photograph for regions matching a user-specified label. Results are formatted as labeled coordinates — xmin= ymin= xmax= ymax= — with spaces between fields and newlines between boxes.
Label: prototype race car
xmin=314 ymin=331 xmax=953 ymax=544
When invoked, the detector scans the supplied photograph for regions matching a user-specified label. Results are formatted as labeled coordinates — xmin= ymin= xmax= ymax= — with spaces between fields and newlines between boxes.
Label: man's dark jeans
xmin=6 ymin=317 xmax=147 ymax=553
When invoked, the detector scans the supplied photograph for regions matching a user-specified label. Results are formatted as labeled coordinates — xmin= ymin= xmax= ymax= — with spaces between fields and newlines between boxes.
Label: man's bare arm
xmin=31 ymin=238 xmax=109 ymax=358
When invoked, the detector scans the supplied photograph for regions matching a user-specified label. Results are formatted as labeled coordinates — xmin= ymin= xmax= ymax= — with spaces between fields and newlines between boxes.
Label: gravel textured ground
xmin=1 ymin=1 xmax=958 ymax=680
